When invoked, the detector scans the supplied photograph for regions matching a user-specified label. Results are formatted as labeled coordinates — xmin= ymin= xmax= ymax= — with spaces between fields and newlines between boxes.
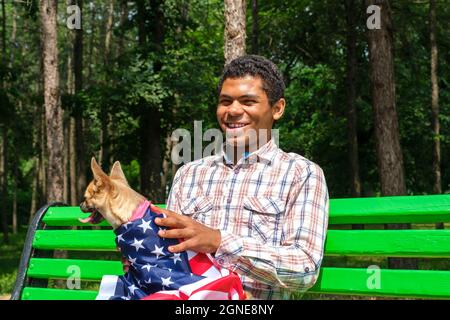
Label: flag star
xmin=168 ymin=268 xmax=172 ymax=273
xmin=170 ymin=253 xmax=182 ymax=265
xmin=138 ymin=219 xmax=152 ymax=233
xmin=141 ymin=263 xmax=156 ymax=272
xmin=130 ymin=238 xmax=145 ymax=252
xmin=190 ymin=273 xmax=194 ymax=277
xmin=128 ymin=255 xmax=137 ymax=266
xmin=128 ymin=284 xmax=138 ymax=295
xmin=137 ymin=280 xmax=141 ymax=287
xmin=117 ymin=234 xmax=125 ymax=243
xmin=152 ymin=244 xmax=166 ymax=259
xmin=161 ymin=276 xmax=174 ymax=288
xmin=120 ymin=296 xmax=130 ymax=300
xmin=123 ymin=222 xmax=132 ymax=229
xmin=144 ymin=278 xmax=152 ymax=284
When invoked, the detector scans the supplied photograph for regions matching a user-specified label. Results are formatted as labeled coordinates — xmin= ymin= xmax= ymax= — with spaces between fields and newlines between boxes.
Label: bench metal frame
xmin=11 ymin=203 xmax=66 ymax=300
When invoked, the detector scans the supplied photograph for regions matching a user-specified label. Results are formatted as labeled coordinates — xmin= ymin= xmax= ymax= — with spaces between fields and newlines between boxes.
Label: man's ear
xmin=272 ymin=98 xmax=286 ymax=121
xmin=91 ymin=157 xmax=109 ymax=184
xmin=109 ymin=161 xmax=129 ymax=185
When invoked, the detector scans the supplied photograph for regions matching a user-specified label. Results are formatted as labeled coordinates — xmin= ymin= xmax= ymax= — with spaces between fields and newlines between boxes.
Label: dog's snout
xmin=80 ymin=201 xmax=88 ymax=212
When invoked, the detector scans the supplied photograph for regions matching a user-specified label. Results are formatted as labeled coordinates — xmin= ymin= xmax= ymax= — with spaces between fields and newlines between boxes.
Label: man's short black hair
xmin=217 ymin=55 xmax=285 ymax=106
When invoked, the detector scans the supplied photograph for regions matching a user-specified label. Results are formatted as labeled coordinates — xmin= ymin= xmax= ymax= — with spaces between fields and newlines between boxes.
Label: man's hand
xmin=151 ymin=205 xmax=221 ymax=254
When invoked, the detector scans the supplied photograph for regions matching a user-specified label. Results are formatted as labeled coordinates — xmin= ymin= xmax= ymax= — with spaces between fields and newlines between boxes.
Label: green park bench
xmin=11 ymin=195 xmax=450 ymax=300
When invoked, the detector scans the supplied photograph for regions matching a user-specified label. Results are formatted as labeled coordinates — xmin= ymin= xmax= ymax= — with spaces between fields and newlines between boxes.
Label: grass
xmin=0 ymin=228 xmax=27 ymax=295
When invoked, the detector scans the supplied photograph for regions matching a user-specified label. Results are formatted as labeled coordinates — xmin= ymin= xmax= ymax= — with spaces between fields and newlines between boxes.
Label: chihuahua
xmin=79 ymin=157 xmax=246 ymax=300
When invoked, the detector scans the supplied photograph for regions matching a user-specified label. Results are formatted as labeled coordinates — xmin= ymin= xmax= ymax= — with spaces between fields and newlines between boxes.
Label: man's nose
xmin=227 ymin=101 xmax=245 ymax=116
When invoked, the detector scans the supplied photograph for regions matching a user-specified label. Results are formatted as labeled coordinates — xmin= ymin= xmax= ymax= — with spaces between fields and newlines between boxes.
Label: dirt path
xmin=0 ymin=295 xmax=11 ymax=300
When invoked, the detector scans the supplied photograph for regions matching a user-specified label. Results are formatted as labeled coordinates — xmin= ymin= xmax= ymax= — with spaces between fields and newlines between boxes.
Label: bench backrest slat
xmin=330 ymin=195 xmax=450 ymax=224
xmin=42 ymin=195 xmax=450 ymax=226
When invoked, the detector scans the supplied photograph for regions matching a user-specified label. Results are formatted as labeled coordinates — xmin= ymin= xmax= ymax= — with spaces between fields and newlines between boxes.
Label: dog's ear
xmin=91 ymin=157 xmax=109 ymax=184
xmin=109 ymin=161 xmax=129 ymax=185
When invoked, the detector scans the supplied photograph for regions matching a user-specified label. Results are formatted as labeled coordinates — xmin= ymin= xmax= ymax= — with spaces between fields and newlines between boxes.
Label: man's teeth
xmin=227 ymin=123 xmax=247 ymax=128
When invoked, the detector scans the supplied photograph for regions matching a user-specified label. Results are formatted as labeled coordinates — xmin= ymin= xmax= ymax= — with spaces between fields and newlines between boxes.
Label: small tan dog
xmin=80 ymin=157 xmax=249 ymax=300
xmin=79 ymin=157 xmax=146 ymax=229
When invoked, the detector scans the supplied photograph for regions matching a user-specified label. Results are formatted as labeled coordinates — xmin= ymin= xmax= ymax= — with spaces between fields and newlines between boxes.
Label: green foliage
xmin=1 ymin=0 xmax=450 ymax=241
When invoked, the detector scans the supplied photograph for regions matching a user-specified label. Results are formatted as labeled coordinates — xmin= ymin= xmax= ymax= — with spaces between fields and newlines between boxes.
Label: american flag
xmin=96 ymin=203 xmax=246 ymax=300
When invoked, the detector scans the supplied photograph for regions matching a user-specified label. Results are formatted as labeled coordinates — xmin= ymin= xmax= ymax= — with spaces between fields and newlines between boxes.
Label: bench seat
xmin=11 ymin=195 xmax=450 ymax=300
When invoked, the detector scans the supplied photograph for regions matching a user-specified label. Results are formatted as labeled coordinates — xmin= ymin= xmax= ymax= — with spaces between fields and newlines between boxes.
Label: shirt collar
xmin=213 ymin=138 xmax=279 ymax=166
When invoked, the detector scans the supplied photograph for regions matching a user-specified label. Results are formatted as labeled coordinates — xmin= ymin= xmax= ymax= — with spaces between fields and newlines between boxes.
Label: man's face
xmin=217 ymin=75 xmax=285 ymax=148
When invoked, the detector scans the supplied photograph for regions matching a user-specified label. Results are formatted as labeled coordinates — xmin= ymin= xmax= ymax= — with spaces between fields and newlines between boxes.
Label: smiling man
xmin=153 ymin=55 xmax=329 ymax=300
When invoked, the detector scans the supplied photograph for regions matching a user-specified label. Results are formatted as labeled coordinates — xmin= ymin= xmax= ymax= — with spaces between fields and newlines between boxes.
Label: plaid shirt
xmin=166 ymin=139 xmax=329 ymax=300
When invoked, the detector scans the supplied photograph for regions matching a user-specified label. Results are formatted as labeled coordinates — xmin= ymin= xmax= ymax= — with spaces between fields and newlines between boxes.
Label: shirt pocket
xmin=243 ymin=196 xmax=286 ymax=244
xmin=180 ymin=196 xmax=213 ymax=225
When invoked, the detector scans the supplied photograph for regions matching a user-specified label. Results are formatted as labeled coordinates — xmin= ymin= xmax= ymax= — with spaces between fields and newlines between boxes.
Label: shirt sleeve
xmin=214 ymin=163 xmax=329 ymax=293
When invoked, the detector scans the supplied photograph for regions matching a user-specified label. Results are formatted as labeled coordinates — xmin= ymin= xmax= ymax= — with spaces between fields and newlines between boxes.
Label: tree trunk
xmin=117 ymin=0 xmax=128 ymax=59
xmin=137 ymin=0 xmax=164 ymax=202
xmin=30 ymin=103 xmax=40 ymax=222
xmin=63 ymin=113 xmax=69 ymax=204
xmin=67 ymin=46 xmax=77 ymax=206
xmin=0 ymin=126 xmax=8 ymax=244
xmin=104 ymin=0 xmax=114 ymax=62
xmin=136 ymin=0 xmax=147 ymax=48
xmin=87 ymin=1 xmax=96 ymax=83
xmin=40 ymin=104 xmax=47 ymax=201
xmin=1 ymin=0 xmax=5 ymax=57
xmin=100 ymin=0 xmax=114 ymax=168
xmin=251 ymin=0 xmax=258 ymax=55
xmin=30 ymin=156 xmax=40 ymax=223
xmin=69 ymin=118 xmax=77 ymax=206
xmin=40 ymin=0 xmax=64 ymax=202
xmin=0 ymin=0 xmax=8 ymax=244
xmin=12 ymin=155 xmax=17 ymax=234
xmin=10 ymin=1 xmax=18 ymax=235
xmin=429 ymin=0 xmax=443 ymax=229
xmin=366 ymin=0 xmax=416 ymax=269
xmin=224 ymin=0 xmax=246 ymax=64
xmin=345 ymin=0 xmax=362 ymax=198
xmin=345 ymin=0 xmax=363 ymax=231
xmin=9 ymin=0 xmax=17 ymax=66
xmin=73 ymin=0 xmax=86 ymax=203
xmin=161 ymin=135 xmax=173 ymax=201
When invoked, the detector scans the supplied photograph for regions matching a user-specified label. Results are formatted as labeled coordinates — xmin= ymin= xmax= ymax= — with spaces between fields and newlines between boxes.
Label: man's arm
xmin=155 ymin=164 xmax=222 ymax=254
xmin=215 ymin=163 xmax=329 ymax=292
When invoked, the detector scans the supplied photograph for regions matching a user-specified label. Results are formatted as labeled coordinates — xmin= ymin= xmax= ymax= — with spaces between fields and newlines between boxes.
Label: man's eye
xmin=220 ymin=100 xmax=232 ymax=105
xmin=242 ymin=100 xmax=256 ymax=106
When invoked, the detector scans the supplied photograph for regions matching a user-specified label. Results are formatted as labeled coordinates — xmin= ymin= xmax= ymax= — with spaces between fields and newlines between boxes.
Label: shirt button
xmin=227 ymin=198 xmax=232 ymax=203
xmin=234 ymin=169 xmax=239 ymax=174
xmin=218 ymin=258 xmax=225 ymax=264
xmin=305 ymin=267 xmax=310 ymax=273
